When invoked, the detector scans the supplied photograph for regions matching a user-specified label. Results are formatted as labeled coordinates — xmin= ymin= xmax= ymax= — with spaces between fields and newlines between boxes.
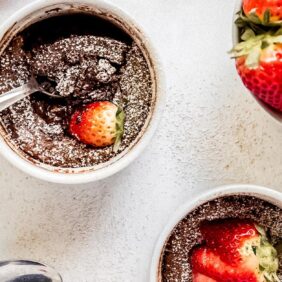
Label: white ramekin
xmin=150 ymin=184 xmax=282 ymax=281
xmin=0 ymin=0 xmax=165 ymax=184
xmin=233 ymin=0 xmax=282 ymax=123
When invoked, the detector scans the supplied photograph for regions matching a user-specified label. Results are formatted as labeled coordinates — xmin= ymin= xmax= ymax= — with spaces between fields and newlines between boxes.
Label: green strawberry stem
xmin=236 ymin=9 xmax=282 ymax=29
xmin=254 ymin=224 xmax=279 ymax=282
xmin=113 ymin=107 xmax=125 ymax=153
xmin=230 ymin=32 xmax=282 ymax=69
xmin=233 ymin=9 xmax=282 ymax=62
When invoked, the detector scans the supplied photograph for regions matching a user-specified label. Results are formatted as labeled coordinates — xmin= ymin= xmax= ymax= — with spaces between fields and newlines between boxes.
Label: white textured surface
xmin=0 ymin=0 xmax=281 ymax=281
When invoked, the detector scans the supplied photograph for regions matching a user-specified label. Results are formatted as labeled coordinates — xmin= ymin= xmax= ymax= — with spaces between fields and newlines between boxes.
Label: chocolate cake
xmin=161 ymin=196 xmax=282 ymax=281
xmin=0 ymin=14 xmax=153 ymax=168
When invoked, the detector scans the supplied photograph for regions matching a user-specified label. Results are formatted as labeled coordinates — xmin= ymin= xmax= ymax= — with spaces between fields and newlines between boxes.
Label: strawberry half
xmin=191 ymin=219 xmax=279 ymax=282
xmin=231 ymin=32 xmax=282 ymax=112
xmin=191 ymin=247 xmax=258 ymax=282
xmin=242 ymin=0 xmax=282 ymax=25
xmin=200 ymin=219 xmax=259 ymax=266
xmin=69 ymin=101 xmax=125 ymax=151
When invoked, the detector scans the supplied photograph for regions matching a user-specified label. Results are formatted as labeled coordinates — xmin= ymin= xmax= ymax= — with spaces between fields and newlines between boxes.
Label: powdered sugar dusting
xmin=29 ymin=35 xmax=127 ymax=97
xmin=0 ymin=22 xmax=153 ymax=168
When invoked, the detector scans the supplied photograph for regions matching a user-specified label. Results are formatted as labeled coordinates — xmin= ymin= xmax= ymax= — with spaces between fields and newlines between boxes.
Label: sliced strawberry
xmin=69 ymin=101 xmax=125 ymax=151
xmin=243 ymin=0 xmax=282 ymax=25
xmin=191 ymin=247 xmax=258 ymax=282
xmin=191 ymin=220 xmax=279 ymax=282
xmin=200 ymin=219 xmax=259 ymax=266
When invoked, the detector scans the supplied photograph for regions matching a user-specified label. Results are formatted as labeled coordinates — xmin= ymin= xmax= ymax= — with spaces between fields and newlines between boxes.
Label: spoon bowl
xmin=0 ymin=260 xmax=62 ymax=282
xmin=0 ymin=76 xmax=61 ymax=112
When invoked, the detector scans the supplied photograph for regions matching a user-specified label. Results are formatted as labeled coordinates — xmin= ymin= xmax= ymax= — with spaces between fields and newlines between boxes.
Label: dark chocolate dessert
xmin=161 ymin=196 xmax=282 ymax=282
xmin=0 ymin=14 xmax=153 ymax=168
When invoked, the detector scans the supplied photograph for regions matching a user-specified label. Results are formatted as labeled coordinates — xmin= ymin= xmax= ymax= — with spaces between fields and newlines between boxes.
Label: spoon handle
xmin=0 ymin=260 xmax=62 ymax=282
xmin=0 ymin=82 xmax=36 ymax=112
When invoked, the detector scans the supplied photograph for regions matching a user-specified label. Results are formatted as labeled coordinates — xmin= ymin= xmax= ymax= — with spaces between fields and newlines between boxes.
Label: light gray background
xmin=0 ymin=0 xmax=281 ymax=281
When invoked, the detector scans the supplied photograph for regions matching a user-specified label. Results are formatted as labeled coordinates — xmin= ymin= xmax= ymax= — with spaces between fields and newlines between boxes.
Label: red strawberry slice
xmin=69 ymin=101 xmax=125 ymax=151
xmin=243 ymin=0 xmax=282 ymax=24
xmin=200 ymin=219 xmax=259 ymax=266
xmin=231 ymin=33 xmax=282 ymax=112
xmin=191 ymin=247 xmax=258 ymax=282
xmin=191 ymin=219 xmax=279 ymax=282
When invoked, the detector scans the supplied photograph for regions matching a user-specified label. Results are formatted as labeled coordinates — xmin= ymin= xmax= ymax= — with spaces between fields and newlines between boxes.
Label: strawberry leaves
xmin=230 ymin=32 xmax=282 ymax=69
xmin=235 ymin=9 xmax=282 ymax=42
xmin=236 ymin=11 xmax=270 ymax=37
xmin=254 ymin=225 xmax=279 ymax=282
xmin=113 ymin=107 xmax=125 ymax=153
xmin=263 ymin=9 xmax=271 ymax=25
xmin=241 ymin=28 xmax=256 ymax=41
xmin=240 ymin=8 xmax=282 ymax=27
xmin=232 ymin=8 xmax=282 ymax=69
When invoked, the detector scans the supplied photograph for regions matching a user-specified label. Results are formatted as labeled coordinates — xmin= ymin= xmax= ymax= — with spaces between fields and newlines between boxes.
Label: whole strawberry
xmin=191 ymin=219 xmax=279 ymax=282
xmin=69 ymin=101 xmax=125 ymax=151
xmin=243 ymin=0 xmax=282 ymax=25
xmin=231 ymin=33 xmax=282 ymax=112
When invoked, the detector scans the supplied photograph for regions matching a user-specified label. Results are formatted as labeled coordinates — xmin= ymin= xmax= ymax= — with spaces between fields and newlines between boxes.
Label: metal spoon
xmin=0 ymin=76 xmax=61 ymax=112
xmin=0 ymin=260 xmax=62 ymax=282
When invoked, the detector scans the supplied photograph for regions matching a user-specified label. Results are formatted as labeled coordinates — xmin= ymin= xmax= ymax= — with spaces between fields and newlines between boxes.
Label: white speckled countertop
xmin=0 ymin=0 xmax=281 ymax=281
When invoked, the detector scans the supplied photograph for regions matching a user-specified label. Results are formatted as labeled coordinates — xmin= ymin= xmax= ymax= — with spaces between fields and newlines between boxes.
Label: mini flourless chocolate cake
xmin=161 ymin=196 xmax=282 ymax=282
xmin=0 ymin=13 xmax=153 ymax=168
